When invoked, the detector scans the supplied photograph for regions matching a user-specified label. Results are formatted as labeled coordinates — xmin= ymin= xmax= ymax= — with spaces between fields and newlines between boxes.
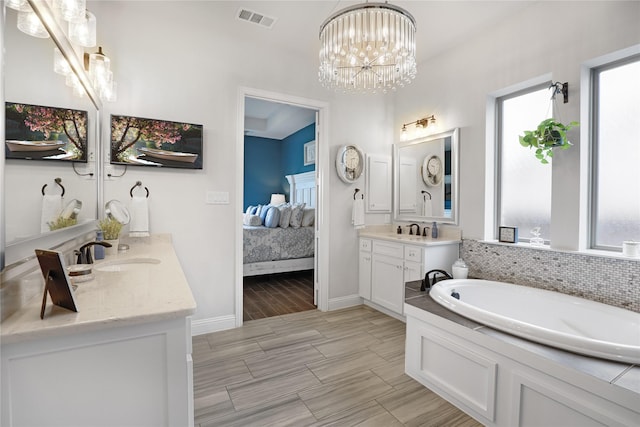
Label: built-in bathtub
xmin=429 ymin=279 xmax=640 ymax=364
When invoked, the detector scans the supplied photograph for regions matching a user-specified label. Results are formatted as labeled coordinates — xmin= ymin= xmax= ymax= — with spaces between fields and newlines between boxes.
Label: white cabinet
xmin=405 ymin=305 xmax=640 ymax=427
xmin=359 ymin=237 xmax=458 ymax=316
xmin=366 ymin=154 xmax=392 ymax=213
xmin=359 ymin=239 xmax=372 ymax=300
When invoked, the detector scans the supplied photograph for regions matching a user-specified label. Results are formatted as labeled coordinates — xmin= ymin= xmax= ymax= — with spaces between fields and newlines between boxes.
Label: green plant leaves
xmin=519 ymin=119 xmax=579 ymax=164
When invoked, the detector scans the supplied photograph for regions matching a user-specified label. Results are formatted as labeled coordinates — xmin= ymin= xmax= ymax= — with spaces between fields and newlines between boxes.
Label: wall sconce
xmin=400 ymin=115 xmax=436 ymax=141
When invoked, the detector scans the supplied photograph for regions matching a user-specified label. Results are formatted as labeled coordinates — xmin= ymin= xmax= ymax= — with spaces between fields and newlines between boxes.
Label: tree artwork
xmin=111 ymin=115 xmax=193 ymax=161
xmin=7 ymin=103 xmax=87 ymax=159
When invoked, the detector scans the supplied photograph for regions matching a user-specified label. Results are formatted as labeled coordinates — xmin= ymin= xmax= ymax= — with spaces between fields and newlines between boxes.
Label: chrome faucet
xmin=408 ymin=223 xmax=420 ymax=235
xmin=75 ymin=241 xmax=112 ymax=264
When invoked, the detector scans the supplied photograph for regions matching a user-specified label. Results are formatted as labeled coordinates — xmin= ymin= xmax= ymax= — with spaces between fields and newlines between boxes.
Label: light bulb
xmin=53 ymin=48 xmax=72 ymax=76
xmin=17 ymin=10 xmax=50 ymax=38
xmin=68 ymin=10 xmax=96 ymax=47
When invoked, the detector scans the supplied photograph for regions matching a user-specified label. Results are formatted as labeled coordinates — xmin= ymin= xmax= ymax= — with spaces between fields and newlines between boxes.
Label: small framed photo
xmin=304 ymin=140 xmax=316 ymax=166
xmin=498 ymin=226 xmax=518 ymax=243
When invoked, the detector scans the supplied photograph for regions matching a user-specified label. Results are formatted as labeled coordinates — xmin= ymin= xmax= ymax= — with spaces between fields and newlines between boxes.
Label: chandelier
xmin=318 ymin=2 xmax=417 ymax=93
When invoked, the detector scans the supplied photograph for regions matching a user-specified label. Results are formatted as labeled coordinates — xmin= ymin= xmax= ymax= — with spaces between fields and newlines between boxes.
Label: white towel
xmin=41 ymin=195 xmax=62 ymax=232
xmin=129 ymin=194 xmax=150 ymax=237
xmin=352 ymin=198 xmax=365 ymax=229
xmin=422 ymin=199 xmax=433 ymax=217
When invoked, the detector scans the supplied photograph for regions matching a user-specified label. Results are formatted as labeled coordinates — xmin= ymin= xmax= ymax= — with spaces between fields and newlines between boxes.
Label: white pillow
xmin=278 ymin=205 xmax=292 ymax=228
xmin=301 ymin=208 xmax=315 ymax=227
xmin=289 ymin=203 xmax=306 ymax=228
xmin=243 ymin=213 xmax=262 ymax=226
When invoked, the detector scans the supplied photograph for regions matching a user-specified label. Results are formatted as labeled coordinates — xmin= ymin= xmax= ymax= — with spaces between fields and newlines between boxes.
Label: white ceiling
xmin=241 ymin=1 xmax=535 ymax=139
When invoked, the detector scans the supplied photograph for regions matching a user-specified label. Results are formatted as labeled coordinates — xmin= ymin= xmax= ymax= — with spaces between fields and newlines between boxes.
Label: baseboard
xmin=191 ymin=315 xmax=236 ymax=336
xmin=328 ymin=294 xmax=362 ymax=311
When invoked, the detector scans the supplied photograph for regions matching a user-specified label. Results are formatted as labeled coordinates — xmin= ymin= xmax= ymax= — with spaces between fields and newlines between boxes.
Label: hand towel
xmin=41 ymin=194 xmax=62 ymax=232
xmin=422 ymin=199 xmax=433 ymax=217
xmin=129 ymin=194 xmax=150 ymax=237
xmin=352 ymin=198 xmax=365 ymax=229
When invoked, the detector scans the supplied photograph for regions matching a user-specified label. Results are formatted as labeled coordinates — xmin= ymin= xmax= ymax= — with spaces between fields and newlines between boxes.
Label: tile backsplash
xmin=461 ymin=239 xmax=639 ymax=313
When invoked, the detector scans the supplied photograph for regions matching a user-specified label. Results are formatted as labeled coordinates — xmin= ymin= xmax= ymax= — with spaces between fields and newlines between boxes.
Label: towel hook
xmin=353 ymin=188 xmax=363 ymax=200
xmin=130 ymin=181 xmax=150 ymax=198
xmin=41 ymin=177 xmax=65 ymax=197
xmin=421 ymin=190 xmax=431 ymax=201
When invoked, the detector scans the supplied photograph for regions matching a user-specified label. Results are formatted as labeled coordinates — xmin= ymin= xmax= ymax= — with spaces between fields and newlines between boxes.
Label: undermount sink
xmin=94 ymin=258 xmax=161 ymax=272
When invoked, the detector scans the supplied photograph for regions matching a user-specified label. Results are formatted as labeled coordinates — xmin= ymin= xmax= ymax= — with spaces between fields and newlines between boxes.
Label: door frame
xmin=235 ymin=87 xmax=330 ymax=327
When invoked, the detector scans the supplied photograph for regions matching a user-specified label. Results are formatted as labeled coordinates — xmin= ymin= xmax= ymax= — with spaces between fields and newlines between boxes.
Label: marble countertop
xmin=358 ymin=230 xmax=461 ymax=246
xmin=1 ymin=235 xmax=197 ymax=344
xmin=404 ymin=280 xmax=640 ymax=396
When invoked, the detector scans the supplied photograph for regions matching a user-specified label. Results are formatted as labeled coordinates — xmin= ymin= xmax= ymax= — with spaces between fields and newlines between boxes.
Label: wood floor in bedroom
xmin=192 ymin=305 xmax=482 ymax=427
xmin=243 ymin=270 xmax=315 ymax=321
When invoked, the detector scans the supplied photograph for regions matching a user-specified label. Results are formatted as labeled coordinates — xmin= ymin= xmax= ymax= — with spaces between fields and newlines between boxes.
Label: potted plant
xmin=98 ymin=217 xmax=123 ymax=255
xmin=519 ymin=118 xmax=579 ymax=164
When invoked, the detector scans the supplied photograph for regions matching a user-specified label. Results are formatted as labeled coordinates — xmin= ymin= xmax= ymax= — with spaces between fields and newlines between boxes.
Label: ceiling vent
xmin=237 ymin=8 xmax=276 ymax=29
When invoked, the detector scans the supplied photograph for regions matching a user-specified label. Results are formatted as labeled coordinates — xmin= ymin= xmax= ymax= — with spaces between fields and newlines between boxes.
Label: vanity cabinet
xmin=359 ymin=237 xmax=458 ymax=316
xmin=366 ymin=155 xmax=392 ymax=213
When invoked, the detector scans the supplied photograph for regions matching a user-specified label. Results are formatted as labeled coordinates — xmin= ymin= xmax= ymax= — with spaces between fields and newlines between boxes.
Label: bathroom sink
xmin=94 ymin=258 xmax=161 ymax=272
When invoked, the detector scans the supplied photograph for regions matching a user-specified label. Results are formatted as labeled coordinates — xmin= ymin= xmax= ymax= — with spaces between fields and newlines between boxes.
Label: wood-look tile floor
xmin=193 ymin=305 xmax=482 ymax=427
xmin=243 ymin=270 xmax=315 ymax=321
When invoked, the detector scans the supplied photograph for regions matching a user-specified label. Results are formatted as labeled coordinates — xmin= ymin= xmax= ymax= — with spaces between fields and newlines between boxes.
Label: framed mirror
xmin=2 ymin=2 xmax=102 ymax=268
xmin=393 ymin=128 xmax=459 ymax=225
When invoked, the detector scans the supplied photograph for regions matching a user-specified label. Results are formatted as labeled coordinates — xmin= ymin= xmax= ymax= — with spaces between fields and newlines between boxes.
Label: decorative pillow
xmin=245 ymin=205 xmax=255 ymax=215
xmin=301 ymin=208 xmax=315 ymax=227
xmin=243 ymin=213 xmax=262 ymax=226
xmin=264 ymin=206 xmax=281 ymax=228
xmin=289 ymin=203 xmax=306 ymax=228
xmin=258 ymin=204 xmax=271 ymax=224
xmin=278 ymin=205 xmax=292 ymax=228
xmin=253 ymin=204 xmax=262 ymax=216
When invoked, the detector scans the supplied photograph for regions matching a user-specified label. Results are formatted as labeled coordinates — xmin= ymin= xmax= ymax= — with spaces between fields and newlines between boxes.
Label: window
xmin=591 ymin=56 xmax=640 ymax=250
xmin=497 ymin=85 xmax=552 ymax=242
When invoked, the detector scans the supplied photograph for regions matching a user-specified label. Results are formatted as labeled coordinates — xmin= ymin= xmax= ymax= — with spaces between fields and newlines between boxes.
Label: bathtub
xmin=429 ymin=279 xmax=640 ymax=364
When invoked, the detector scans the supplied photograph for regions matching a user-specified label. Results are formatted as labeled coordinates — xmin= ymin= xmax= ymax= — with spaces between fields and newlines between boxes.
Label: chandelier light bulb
xmin=53 ymin=47 xmax=72 ymax=76
xmin=55 ymin=0 xmax=87 ymax=22
xmin=68 ymin=10 xmax=96 ymax=47
xmin=5 ymin=0 xmax=31 ymax=12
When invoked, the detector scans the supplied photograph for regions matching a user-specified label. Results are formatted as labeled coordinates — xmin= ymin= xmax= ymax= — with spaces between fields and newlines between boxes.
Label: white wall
xmin=89 ymin=2 xmax=394 ymax=324
xmin=395 ymin=1 xmax=640 ymax=247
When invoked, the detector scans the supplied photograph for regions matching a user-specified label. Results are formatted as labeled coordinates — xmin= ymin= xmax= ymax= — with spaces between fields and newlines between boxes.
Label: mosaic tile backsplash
xmin=461 ymin=239 xmax=639 ymax=313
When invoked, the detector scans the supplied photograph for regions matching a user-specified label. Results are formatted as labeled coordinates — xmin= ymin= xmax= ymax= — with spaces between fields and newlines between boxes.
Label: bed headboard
xmin=286 ymin=171 xmax=316 ymax=208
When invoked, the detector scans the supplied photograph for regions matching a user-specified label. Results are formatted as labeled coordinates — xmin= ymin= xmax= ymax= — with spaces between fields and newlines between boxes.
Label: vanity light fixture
xmin=83 ymin=46 xmax=118 ymax=102
xmin=68 ymin=10 xmax=97 ymax=48
xmin=318 ymin=2 xmax=417 ymax=93
xmin=400 ymin=115 xmax=436 ymax=141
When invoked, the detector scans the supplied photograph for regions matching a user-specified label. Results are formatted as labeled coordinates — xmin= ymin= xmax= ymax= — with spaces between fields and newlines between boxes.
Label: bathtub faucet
xmin=420 ymin=269 xmax=453 ymax=291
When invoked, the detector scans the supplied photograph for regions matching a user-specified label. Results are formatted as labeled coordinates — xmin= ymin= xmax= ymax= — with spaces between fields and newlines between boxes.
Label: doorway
xmin=235 ymin=87 xmax=330 ymax=327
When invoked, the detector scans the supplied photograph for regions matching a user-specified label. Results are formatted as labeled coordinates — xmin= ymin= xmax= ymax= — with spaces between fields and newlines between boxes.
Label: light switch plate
xmin=206 ymin=191 xmax=229 ymax=205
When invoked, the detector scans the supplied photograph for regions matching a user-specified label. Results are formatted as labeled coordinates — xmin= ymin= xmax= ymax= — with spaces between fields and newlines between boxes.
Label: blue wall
xmin=244 ymin=123 xmax=316 ymax=210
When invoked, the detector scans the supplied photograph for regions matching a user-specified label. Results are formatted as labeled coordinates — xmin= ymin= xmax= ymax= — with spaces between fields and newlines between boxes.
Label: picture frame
xmin=35 ymin=249 xmax=78 ymax=319
xmin=304 ymin=140 xmax=316 ymax=166
xmin=498 ymin=226 xmax=518 ymax=243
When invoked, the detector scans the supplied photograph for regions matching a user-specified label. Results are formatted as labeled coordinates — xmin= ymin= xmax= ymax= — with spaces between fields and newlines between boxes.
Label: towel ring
xmin=130 ymin=181 xmax=150 ymax=198
xmin=421 ymin=190 xmax=432 ymax=201
xmin=353 ymin=188 xmax=364 ymax=200
xmin=42 ymin=177 xmax=65 ymax=197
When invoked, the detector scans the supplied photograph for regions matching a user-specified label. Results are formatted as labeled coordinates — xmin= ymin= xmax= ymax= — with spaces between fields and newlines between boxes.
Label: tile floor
xmin=192 ymin=305 xmax=482 ymax=426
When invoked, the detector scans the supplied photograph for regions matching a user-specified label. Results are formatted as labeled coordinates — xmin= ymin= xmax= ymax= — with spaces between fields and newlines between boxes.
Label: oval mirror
xmin=105 ymin=200 xmax=131 ymax=225
xmin=393 ymin=128 xmax=459 ymax=225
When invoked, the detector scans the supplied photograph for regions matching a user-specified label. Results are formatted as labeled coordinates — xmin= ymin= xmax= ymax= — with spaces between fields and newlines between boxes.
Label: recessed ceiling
xmin=245 ymin=97 xmax=316 ymax=140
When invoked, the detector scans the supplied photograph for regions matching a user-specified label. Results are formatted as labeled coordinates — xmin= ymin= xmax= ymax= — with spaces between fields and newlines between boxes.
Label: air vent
xmin=237 ymin=8 xmax=276 ymax=29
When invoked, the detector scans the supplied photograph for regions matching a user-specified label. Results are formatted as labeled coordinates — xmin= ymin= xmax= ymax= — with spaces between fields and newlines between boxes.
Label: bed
xmin=243 ymin=171 xmax=316 ymax=276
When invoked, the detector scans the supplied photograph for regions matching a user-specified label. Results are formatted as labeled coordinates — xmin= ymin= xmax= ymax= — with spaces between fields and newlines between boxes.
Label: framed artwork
xmin=5 ymin=102 xmax=88 ymax=162
xmin=110 ymin=114 xmax=203 ymax=169
xmin=304 ymin=140 xmax=316 ymax=166
xmin=498 ymin=226 xmax=518 ymax=243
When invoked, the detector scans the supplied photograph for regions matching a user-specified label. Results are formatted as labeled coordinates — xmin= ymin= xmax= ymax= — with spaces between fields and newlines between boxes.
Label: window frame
xmin=495 ymin=81 xmax=552 ymax=243
xmin=589 ymin=54 xmax=640 ymax=251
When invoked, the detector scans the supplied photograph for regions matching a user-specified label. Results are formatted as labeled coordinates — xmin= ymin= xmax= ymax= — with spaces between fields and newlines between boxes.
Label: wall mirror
xmin=2 ymin=2 xmax=102 ymax=268
xmin=393 ymin=128 xmax=459 ymax=225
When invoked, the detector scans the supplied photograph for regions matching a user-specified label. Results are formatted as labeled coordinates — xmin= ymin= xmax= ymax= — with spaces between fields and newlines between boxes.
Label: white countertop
xmin=359 ymin=230 xmax=461 ymax=247
xmin=1 ymin=235 xmax=197 ymax=344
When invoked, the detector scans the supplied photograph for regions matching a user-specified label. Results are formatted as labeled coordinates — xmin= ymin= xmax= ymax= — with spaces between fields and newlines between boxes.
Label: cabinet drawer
xmin=405 ymin=246 xmax=422 ymax=262
xmin=372 ymin=241 xmax=403 ymax=258
xmin=360 ymin=238 xmax=372 ymax=252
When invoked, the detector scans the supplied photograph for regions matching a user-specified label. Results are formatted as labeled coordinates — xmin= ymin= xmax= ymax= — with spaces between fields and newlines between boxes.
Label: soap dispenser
xmin=431 ymin=222 xmax=438 ymax=238
xmin=397 ymin=226 xmax=402 ymax=234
